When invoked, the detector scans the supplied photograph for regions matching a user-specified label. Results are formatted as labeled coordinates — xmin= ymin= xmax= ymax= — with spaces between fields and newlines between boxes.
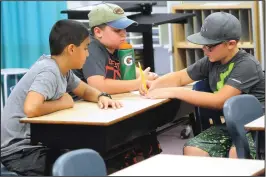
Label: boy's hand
xmin=139 ymin=80 xmax=153 ymax=96
xmin=140 ymin=67 xmax=159 ymax=81
xmin=59 ymin=93 xmax=74 ymax=108
xmin=98 ymin=96 xmax=123 ymax=110
xmin=146 ymin=72 xmax=159 ymax=81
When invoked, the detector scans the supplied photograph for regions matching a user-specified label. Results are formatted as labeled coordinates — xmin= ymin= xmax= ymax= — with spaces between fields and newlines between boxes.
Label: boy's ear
xmin=94 ymin=27 xmax=103 ymax=38
xmin=66 ymin=44 xmax=75 ymax=55
xmin=228 ymin=40 xmax=238 ymax=49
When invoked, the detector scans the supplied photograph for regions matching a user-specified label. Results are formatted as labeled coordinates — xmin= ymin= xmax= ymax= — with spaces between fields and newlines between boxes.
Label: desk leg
xmin=1 ymin=88 xmax=3 ymax=112
xmin=142 ymin=27 xmax=155 ymax=72
xmin=4 ymin=74 xmax=8 ymax=105
xmin=15 ymin=75 xmax=18 ymax=84
xmin=256 ymin=131 xmax=265 ymax=160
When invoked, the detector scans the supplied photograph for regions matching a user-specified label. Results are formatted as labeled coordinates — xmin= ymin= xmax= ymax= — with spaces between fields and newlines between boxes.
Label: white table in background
xmin=245 ymin=116 xmax=265 ymax=159
xmin=1 ymin=68 xmax=29 ymax=110
xmin=111 ymin=154 xmax=265 ymax=176
xmin=245 ymin=116 xmax=265 ymax=131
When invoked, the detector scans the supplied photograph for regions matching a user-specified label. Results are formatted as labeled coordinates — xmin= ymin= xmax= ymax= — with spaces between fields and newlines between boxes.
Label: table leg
xmin=1 ymin=88 xmax=3 ymax=112
xmin=4 ymin=74 xmax=8 ymax=105
xmin=15 ymin=75 xmax=18 ymax=84
xmin=142 ymin=27 xmax=155 ymax=72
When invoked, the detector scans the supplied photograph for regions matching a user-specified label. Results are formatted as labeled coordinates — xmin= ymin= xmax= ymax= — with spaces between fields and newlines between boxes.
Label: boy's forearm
xmin=174 ymin=88 xmax=223 ymax=110
xmin=101 ymin=79 xmax=140 ymax=94
xmin=26 ymin=100 xmax=72 ymax=118
xmin=82 ymin=85 xmax=102 ymax=103
xmin=153 ymin=72 xmax=181 ymax=88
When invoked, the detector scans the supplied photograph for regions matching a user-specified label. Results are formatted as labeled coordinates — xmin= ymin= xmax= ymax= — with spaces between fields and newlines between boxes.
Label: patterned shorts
xmin=184 ymin=126 xmax=256 ymax=158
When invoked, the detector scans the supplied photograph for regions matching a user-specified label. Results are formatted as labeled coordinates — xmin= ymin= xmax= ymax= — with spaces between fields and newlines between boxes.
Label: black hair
xmin=49 ymin=19 xmax=89 ymax=55
xmin=90 ymin=24 xmax=107 ymax=36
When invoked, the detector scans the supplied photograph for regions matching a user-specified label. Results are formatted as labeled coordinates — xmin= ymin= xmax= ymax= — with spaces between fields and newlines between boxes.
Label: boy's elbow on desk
xmin=24 ymin=105 xmax=40 ymax=118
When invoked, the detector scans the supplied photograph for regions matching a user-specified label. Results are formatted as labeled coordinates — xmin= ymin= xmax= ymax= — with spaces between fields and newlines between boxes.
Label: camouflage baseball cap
xmin=187 ymin=12 xmax=241 ymax=45
xmin=88 ymin=3 xmax=138 ymax=29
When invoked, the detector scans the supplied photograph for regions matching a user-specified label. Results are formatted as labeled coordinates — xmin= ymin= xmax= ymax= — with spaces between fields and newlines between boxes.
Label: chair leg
xmin=188 ymin=112 xmax=201 ymax=137
xmin=180 ymin=125 xmax=192 ymax=139
xmin=3 ymin=74 xmax=8 ymax=106
xmin=1 ymin=88 xmax=3 ymax=112
xmin=180 ymin=112 xmax=201 ymax=139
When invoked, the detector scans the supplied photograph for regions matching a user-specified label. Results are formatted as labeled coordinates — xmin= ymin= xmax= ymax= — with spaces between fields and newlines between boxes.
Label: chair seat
xmin=1 ymin=163 xmax=18 ymax=176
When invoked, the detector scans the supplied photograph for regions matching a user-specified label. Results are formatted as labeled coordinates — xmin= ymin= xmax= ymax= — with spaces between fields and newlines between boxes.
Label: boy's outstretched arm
xmin=146 ymin=85 xmax=241 ymax=110
xmin=149 ymin=69 xmax=194 ymax=91
xmin=87 ymin=75 xmax=140 ymax=94
xmin=176 ymin=85 xmax=241 ymax=109
xmin=86 ymin=67 xmax=157 ymax=94
xmin=139 ymin=69 xmax=194 ymax=95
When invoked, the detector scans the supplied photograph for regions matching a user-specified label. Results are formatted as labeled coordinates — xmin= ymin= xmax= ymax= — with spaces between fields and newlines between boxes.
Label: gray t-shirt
xmin=187 ymin=50 xmax=265 ymax=103
xmin=1 ymin=55 xmax=80 ymax=157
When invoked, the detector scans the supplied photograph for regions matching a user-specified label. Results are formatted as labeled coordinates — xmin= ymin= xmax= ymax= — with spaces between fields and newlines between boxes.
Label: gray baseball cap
xmin=187 ymin=12 xmax=241 ymax=45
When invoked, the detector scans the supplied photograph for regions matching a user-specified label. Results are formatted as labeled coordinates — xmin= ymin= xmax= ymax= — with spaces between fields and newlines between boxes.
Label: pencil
xmin=138 ymin=62 xmax=148 ymax=92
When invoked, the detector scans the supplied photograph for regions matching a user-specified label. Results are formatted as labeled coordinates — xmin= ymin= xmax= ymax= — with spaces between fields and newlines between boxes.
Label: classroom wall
xmin=66 ymin=1 xmax=265 ymax=72
xmin=67 ymin=1 xmax=101 ymax=9
xmin=1 ymin=1 xmax=67 ymax=105
xmin=1 ymin=1 xmax=67 ymax=69
xmin=167 ymin=1 xmax=265 ymax=70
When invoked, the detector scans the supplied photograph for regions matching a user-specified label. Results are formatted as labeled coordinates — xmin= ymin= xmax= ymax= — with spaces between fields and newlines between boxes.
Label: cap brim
xmin=187 ymin=32 xmax=223 ymax=45
xmin=106 ymin=17 xmax=138 ymax=29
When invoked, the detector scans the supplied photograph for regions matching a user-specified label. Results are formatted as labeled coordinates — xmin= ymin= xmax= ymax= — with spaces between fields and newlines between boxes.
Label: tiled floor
xmin=158 ymin=126 xmax=193 ymax=155
xmin=107 ymin=125 xmax=193 ymax=174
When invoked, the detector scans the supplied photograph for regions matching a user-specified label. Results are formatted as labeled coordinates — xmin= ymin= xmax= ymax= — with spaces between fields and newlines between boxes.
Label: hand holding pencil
xmin=138 ymin=62 xmax=148 ymax=93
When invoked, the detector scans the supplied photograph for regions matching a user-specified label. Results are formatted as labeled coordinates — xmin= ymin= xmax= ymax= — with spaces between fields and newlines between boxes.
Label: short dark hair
xmin=90 ymin=24 xmax=107 ymax=36
xmin=49 ymin=19 xmax=89 ymax=55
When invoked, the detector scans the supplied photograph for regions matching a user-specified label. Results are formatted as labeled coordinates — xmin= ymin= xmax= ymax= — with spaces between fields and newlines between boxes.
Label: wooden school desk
xmin=110 ymin=154 xmax=265 ymax=176
xmin=20 ymin=91 xmax=181 ymax=157
xmin=245 ymin=115 xmax=265 ymax=159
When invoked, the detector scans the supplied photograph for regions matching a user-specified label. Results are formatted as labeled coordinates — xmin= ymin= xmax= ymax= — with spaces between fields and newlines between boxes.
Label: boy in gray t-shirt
xmin=1 ymin=19 xmax=122 ymax=176
xmin=139 ymin=12 xmax=265 ymax=158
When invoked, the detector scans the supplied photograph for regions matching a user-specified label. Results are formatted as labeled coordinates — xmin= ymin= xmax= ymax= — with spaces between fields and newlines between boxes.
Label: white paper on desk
xmin=130 ymin=91 xmax=141 ymax=95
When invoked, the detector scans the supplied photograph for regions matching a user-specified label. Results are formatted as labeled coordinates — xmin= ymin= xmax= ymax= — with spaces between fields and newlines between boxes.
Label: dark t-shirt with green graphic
xmin=72 ymin=36 xmax=121 ymax=83
xmin=70 ymin=36 xmax=121 ymax=100
xmin=187 ymin=50 xmax=265 ymax=103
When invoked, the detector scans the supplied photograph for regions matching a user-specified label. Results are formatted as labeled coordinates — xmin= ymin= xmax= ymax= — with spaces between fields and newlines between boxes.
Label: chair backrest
xmin=192 ymin=79 xmax=212 ymax=92
xmin=223 ymin=94 xmax=264 ymax=159
xmin=193 ymin=79 xmax=223 ymax=133
xmin=52 ymin=149 xmax=107 ymax=176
